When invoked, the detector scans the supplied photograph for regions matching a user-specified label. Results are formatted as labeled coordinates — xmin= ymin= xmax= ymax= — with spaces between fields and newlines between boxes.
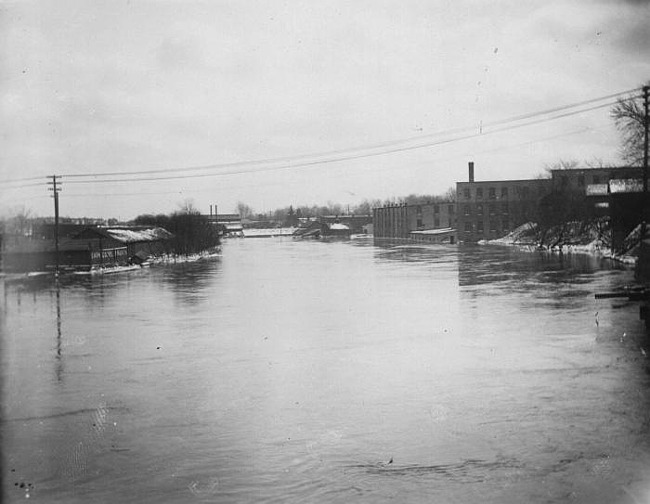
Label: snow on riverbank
xmin=149 ymin=249 xmax=221 ymax=264
xmin=482 ymin=220 xmax=639 ymax=265
xmin=243 ymin=227 xmax=295 ymax=237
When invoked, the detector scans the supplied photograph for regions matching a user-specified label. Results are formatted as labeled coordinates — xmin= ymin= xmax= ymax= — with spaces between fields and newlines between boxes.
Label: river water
xmin=2 ymin=238 xmax=650 ymax=503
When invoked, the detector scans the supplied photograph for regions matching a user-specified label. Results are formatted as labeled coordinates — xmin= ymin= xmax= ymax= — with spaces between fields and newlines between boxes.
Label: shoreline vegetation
xmin=481 ymin=218 xmax=642 ymax=266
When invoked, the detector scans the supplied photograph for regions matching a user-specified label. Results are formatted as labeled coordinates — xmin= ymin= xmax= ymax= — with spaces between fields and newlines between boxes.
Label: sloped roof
xmin=104 ymin=227 xmax=174 ymax=243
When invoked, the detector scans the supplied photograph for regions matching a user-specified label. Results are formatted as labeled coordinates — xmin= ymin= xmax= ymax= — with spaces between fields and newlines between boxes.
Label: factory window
xmin=464 ymin=222 xmax=472 ymax=232
xmin=489 ymin=187 xmax=496 ymax=199
xmin=417 ymin=218 xmax=423 ymax=229
xmin=448 ymin=204 xmax=454 ymax=213
xmin=434 ymin=218 xmax=440 ymax=227
xmin=501 ymin=187 xmax=508 ymax=198
xmin=489 ymin=203 xmax=496 ymax=215
xmin=476 ymin=187 xmax=484 ymax=199
xmin=578 ymin=176 xmax=585 ymax=186
xmin=434 ymin=204 xmax=440 ymax=213
xmin=463 ymin=188 xmax=470 ymax=199
xmin=464 ymin=204 xmax=470 ymax=216
xmin=477 ymin=221 xmax=484 ymax=233
xmin=416 ymin=205 xmax=422 ymax=215
xmin=477 ymin=204 xmax=483 ymax=215
xmin=502 ymin=202 xmax=509 ymax=214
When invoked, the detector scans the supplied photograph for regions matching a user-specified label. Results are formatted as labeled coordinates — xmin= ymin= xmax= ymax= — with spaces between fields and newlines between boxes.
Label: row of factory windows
xmin=461 ymin=186 xmax=525 ymax=200
xmin=462 ymin=219 xmax=510 ymax=234
xmin=559 ymin=174 xmax=603 ymax=186
xmin=415 ymin=204 xmax=455 ymax=215
xmin=416 ymin=218 xmax=454 ymax=229
xmin=461 ymin=176 xmax=608 ymax=200
xmin=462 ymin=202 xmax=509 ymax=216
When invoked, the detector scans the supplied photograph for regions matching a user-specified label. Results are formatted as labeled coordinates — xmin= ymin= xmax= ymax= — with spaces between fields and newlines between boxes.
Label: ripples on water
xmin=2 ymin=239 xmax=650 ymax=503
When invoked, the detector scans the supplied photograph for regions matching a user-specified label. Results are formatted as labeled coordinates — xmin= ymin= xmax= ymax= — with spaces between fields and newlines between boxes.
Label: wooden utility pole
xmin=641 ymin=85 xmax=650 ymax=279
xmin=643 ymin=86 xmax=650 ymax=193
xmin=47 ymin=175 xmax=61 ymax=275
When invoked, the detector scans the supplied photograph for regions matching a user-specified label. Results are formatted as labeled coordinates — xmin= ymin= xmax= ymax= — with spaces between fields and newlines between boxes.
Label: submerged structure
xmin=1 ymin=226 xmax=173 ymax=273
xmin=292 ymin=220 xmax=351 ymax=239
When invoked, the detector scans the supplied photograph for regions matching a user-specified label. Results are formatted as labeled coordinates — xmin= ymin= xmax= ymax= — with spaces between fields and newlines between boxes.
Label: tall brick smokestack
xmin=469 ymin=161 xmax=475 ymax=183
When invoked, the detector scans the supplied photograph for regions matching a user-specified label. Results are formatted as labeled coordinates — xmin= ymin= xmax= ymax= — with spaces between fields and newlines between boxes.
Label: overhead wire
xmin=60 ymin=98 xmax=624 ymax=185
xmin=57 ymin=123 xmax=611 ymax=198
xmin=51 ymin=87 xmax=641 ymax=182
xmin=0 ymin=87 xmax=639 ymax=191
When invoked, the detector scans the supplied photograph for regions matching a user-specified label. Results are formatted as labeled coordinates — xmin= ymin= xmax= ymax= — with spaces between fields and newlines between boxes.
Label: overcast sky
xmin=1 ymin=0 xmax=649 ymax=219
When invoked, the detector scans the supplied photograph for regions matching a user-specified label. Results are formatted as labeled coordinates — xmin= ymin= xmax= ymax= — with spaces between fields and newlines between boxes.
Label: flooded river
xmin=2 ymin=238 xmax=650 ymax=503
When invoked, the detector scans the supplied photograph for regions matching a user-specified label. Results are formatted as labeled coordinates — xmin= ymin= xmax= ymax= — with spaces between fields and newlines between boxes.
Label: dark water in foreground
xmin=2 ymin=239 xmax=650 ymax=503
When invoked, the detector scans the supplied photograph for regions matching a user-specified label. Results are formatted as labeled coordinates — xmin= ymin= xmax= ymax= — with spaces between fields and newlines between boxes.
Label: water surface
xmin=2 ymin=239 xmax=650 ymax=503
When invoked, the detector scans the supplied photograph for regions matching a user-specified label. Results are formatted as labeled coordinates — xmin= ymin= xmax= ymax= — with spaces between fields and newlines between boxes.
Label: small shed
xmin=409 ymin=227 xmax=457 ymax=244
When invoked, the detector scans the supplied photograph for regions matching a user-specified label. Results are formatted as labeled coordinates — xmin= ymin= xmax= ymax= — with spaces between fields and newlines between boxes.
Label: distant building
xmin=1 ymin=226 xmax=174 ymax=273
xmin=549 ymin=166 xmax=642 ymax=193
xmin=320 ymin=214 xmax=373 ymax=234
xmin=292 ymin=219 xmax=351 ymax=239
xmin=74 ymin=226 xmax=174 ymax=260
xmin=205 ymin=213 xmax=243 ymax=237
xmin=562 ymin=166 xmax=646 ymax=252
xmin=373 ymin=201 xmax=456 ymax=241
xmin=456 ymin=162 xmax=552 ymax=243
xmin=409 ymin=227 xmax=456 ymax=244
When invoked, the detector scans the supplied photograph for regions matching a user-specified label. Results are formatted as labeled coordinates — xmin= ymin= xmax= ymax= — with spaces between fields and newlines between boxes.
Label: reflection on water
xmin=154 ymin=259 xmax=222 ymax=306
xmin=55 ymin=281 xmax=63 ymax=383
xmin=457 ymin=244 xmax=626 ymax=287
xmin=2 ymin=240 xmax=650 ymax=504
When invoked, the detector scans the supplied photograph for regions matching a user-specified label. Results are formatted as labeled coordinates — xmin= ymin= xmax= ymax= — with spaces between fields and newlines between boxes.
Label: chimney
xmin=468 ymin=161 xmax=475 ymax=183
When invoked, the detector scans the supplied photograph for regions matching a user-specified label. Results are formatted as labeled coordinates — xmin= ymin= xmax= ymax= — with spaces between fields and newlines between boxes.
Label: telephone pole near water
xmin=47 ymin=175 xmax=61 ymax=276
xmin=643 ymin=85 xmax=649 ymax=194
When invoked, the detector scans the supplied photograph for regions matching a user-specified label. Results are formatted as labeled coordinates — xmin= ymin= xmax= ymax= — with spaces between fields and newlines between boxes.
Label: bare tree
xmin=177 ymin=199 xmax=200 ymax=216
xmin=584 ymin=157 xmax=614 ymax=169
xmin=611 ymin=85 xmax=648 ymax=166
xmin=236 ymin=201 xmax=254 ymax=219
xmin=3 ymin=206 xmax=33 ymax=235
xmin=543 ymin=159 xmax=579 ymax=175
xmin=444 ymin=186 xmax=457 ymax=201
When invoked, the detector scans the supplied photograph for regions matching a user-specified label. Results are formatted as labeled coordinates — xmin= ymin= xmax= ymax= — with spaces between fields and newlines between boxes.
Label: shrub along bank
xmin=133 ymin=210 xmax=220 ymax=256
xmin=486 ymin=217 xmax=641 ymax=264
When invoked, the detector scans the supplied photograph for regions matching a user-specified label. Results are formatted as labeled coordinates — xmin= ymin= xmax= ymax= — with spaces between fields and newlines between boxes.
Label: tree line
xmin=236 ymin=187 xmax=457 ymax=226
xmin=133 ymin=202 xmax=220 ymax=255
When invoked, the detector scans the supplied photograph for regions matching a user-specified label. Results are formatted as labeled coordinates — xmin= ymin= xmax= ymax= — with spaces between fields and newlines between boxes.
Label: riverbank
xmin=482 ymin=219 xmax=641 ymax=266
xmin=148 ymin=249 xmax=221 ymax=264
xmin=0 ymin=249 xmax=222 ymax=281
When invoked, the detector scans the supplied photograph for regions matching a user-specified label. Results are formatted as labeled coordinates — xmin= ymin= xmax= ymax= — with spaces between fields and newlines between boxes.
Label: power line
xmin=62 ymin=190 xmax=186 ymax=198
xmin=0 ymin=87 xmax=638 ymax=189
xmin=53 ymin=87 xmax=639 ymax=182
xmin=61 ymin=99 xmax=622 ymax=185
xmin=2 ymin=181 xmax=50 ymax=189
xmin=1 ymin=175 xmax=49 ymax=185
xmin=56 ymin=124 xmax=610 ymax=198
